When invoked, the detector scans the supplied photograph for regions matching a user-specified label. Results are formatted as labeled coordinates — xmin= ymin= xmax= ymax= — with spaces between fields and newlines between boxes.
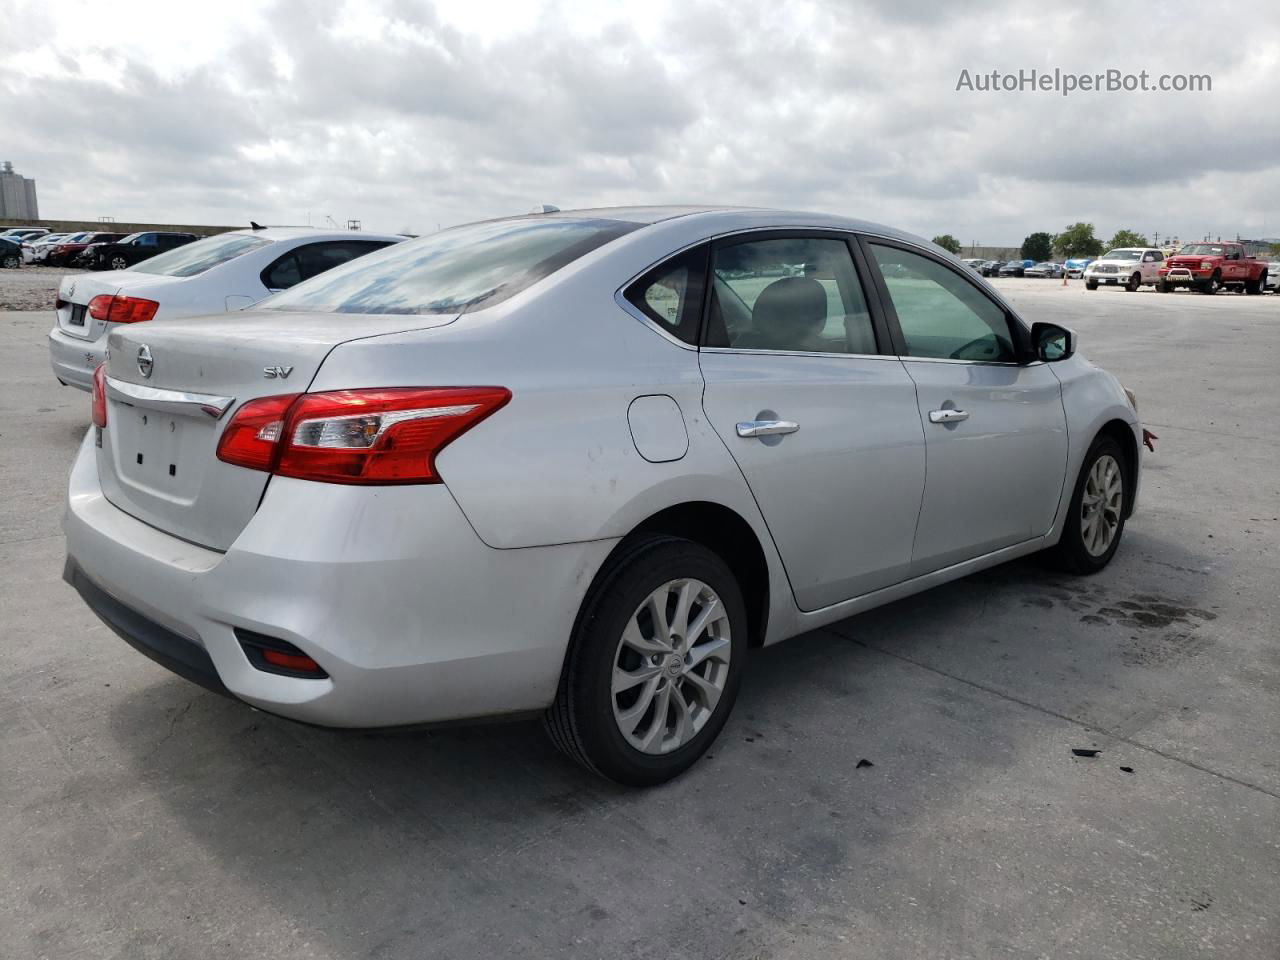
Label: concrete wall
xmin=0 ymin=218 xmax=240 ymax=237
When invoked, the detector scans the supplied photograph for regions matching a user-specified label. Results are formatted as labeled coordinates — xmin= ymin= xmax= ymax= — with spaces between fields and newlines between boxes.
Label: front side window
xmin=622 ymin=245 xmax=707 ymax=345
xmin=869 ymin=243 xmax=1015 ymax=362
xmin=263 ymin=217 xmax=638 ymax=315
xmin=705 ymin=236 xmax=877 ymax=354
xmin=134 ymin=232 xmax=272 ymax=277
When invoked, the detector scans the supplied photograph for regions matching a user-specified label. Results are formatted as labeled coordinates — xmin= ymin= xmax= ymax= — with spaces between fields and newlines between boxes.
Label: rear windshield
xmin=261 ymin=217 xmax=639 ymax=315
xmin=134 ymin=233 xmax=271 ymax=277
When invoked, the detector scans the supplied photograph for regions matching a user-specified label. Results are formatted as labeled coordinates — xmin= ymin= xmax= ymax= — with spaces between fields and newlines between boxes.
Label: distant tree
xmin=1020 ymin=232 xmax=1053 ymax=262
xmin=1107 ymin=229 xmax=1150 ymax=250
xmin=1053 ymin=222 xmax=1104 ymax=258
xmin=1271 ymin=242 xmax=1280 ymax=256
xmin=931 ymin=234 xmax=962 ymax=255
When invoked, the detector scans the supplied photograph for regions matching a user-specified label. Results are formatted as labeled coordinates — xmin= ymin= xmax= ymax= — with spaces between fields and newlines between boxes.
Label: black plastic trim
xmin=64 ymin=560 xmax=231 ymax=698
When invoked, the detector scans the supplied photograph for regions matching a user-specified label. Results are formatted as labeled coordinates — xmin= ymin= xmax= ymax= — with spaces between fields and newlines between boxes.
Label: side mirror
xmin=1031 ymin=322 xmax=1075 ymax=362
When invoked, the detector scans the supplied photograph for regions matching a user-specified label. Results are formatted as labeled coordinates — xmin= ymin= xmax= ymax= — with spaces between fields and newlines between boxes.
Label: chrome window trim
xmin=700 ymin=346 xmax=901 ymax=362
xmin=105 ymin=376 xmax=236 ymax=419
xmin=613 ymin=289 xmax=698 ymax=351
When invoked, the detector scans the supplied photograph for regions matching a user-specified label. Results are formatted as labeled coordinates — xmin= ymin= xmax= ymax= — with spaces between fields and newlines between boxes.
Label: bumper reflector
xmin=235 ymin=628 xmax=329 ymax=679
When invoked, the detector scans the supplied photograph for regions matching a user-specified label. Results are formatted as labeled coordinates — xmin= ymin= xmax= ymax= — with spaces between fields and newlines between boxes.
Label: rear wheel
xmin=1 ymin=254 xmax=19 ymax=269
xmin=1045 ymin=435 xmax=1128 ymax=574
xmin=1245 ymin=272 xmax=1264 ymax=295
xmin=545 ymin=535 xmax=747 ymax=786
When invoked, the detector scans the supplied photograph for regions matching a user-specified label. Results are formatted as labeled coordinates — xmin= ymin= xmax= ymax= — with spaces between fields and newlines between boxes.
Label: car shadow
xmin=100 ymin=530 xmax=1220 ymax=958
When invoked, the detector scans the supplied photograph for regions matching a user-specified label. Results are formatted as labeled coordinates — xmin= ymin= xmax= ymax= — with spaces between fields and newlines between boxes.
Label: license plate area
xmin=110 ymin=404 xmax=212 ymax=502
xmin=68 ymin=303 xmax=86 ymax=326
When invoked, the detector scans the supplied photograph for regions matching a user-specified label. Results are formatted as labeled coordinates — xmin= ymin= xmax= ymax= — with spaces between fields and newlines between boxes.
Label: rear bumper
xmin=63 ymin=431 xmax=617 ymax=727
xmin=48 ymin=325 xmax=102 ymax=391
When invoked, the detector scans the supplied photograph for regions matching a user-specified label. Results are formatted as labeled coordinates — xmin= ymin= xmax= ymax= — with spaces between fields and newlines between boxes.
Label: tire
xmin=1157 ymin=280 xmax=1172 ymax=293
xmin=1 ymin=255 xmax=18 ymax=269
xmin=1245 ymin=272 xmax=1264 ymax=295
xmin=1045 ymin=435 xmax=1129 ymax=575
xmin=1200 ymin=272 xmax=1220 ymax=295
xmin=110 ymin=255 xmax=129 ymax=270
xmin=1125 ymin=272 xmax=1140 ymax=292
xmin=1085 ymin=280 xmax=1098 ymax=291
xmin=545 ymin=535 xmax=748 ymax=786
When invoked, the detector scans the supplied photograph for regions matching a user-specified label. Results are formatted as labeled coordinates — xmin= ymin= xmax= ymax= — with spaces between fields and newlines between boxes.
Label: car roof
xmin=219 ymin=227 xmax=407 ymax=242
xmin=504 ymin=204 xmax=941 ymax=250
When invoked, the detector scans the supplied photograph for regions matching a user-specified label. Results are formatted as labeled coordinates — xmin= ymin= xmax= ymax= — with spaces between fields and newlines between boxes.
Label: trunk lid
xmin=55 ymin=271 xmax=183 ymax=341
xmin=98 ymin=312 xmax=456 ymax=550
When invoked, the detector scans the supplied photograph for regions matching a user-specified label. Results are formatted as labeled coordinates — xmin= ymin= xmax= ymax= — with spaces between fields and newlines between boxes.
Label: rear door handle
xmin=928 ymin=409 xmax=969 ymax=424
xmin=736 ymin=419 xmax=800 ymax=438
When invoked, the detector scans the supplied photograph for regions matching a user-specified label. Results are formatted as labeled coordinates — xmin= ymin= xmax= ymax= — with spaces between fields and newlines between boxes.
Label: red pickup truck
xmin=1158 ymin=242 xmax=1270 ymax=294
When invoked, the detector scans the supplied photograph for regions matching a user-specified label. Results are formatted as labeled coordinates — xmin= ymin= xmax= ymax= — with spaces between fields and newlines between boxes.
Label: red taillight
xmin=91 ymin=363 xmax=108 ymax=428
xmin=216 ymin=387 xmax=510 ymax=484
xmin=87 ymin=294 xmax=159 ymax=324
xmin=214 ymin=393 xmax=298 ymax=472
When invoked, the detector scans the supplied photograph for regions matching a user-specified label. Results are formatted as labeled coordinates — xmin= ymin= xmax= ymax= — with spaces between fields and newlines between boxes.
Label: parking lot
xmin=2 ymin=276 xmax=1278 ymax=958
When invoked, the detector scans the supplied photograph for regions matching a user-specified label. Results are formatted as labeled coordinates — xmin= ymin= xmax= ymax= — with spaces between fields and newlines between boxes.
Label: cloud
xmin=1 ymin=0 xmax=1276 ymax=242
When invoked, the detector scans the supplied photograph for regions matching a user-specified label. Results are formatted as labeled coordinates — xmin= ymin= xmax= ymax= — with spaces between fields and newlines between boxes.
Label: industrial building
xmin=0 ymin=161 xmax=39 ymax=220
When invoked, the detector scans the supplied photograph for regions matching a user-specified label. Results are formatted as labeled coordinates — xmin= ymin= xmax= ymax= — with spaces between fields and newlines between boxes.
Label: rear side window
xmin=261 ymin=217 xmax=638 ymax=315
xmin=262 ymin=241 xmax=395 ymax=291
xmin=622 ymin=245 xmax=708 ymax=345
xmin=135 ymin=233 xmax=272 ymax=277
xmin=705 ymin=236 xmax=877 ymax=354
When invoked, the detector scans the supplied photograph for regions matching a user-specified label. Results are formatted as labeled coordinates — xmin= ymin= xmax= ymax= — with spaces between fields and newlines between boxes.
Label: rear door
xmin=697 ymin=232 xmax=926 ymax=610
xmin=862 ymin=239 xmax=1068 ymax=574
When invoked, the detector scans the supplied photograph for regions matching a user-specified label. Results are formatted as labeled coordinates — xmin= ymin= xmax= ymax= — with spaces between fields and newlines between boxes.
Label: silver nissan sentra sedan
xmin=63 ymin=206 xmax=1142 ymax=785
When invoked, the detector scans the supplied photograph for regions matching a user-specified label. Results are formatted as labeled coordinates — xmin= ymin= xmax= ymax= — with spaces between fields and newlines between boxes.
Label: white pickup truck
xmin=1084 ymin=248 xmax=1166 ymax=292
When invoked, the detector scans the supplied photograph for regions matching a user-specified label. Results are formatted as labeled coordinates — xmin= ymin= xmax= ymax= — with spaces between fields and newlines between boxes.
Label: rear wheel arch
xmin=602 ymin=502 xmax=770 ymax=649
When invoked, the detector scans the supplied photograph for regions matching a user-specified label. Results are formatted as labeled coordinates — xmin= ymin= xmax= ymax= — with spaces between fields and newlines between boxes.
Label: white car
xmin=48 ymin=228 xmax=404 ymax=390
xmin=1084 ymin=248 xmax=1166 ymax=291
xmin=1266 ymin=262 xmax=1280 ymax=292
xmin=63 ymin=206 xmax=1142 ymax=785
xmin=22 ymin=232 xmax=69 ymax=263
xmin=0 ymin=226 xmax=49 ymax=243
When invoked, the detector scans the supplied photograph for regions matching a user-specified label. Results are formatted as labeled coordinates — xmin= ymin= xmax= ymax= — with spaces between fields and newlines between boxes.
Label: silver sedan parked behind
xmin=63 ymin=206 xmax=1143 ymax=785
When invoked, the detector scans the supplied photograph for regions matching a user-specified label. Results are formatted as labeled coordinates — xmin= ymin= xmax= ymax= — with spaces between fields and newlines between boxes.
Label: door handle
xmin=928 ymin=408 xmax=970 ymax=424
xmin=736 ymin=419 xmax=800 ymax=438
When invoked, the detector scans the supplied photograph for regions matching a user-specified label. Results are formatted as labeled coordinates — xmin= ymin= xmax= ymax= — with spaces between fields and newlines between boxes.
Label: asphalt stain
xmin=1075 ymin=592 xmax=1217 ymax=666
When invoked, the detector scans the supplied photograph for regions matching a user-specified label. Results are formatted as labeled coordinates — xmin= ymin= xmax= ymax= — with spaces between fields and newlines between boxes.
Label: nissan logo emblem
xmin=136 ymin=344 xmax=154 ymax=379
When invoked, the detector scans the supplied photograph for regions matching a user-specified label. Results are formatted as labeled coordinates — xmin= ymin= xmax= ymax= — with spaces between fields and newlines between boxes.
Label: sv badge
xmin=263 ymin=365 xmax=294 ymax=379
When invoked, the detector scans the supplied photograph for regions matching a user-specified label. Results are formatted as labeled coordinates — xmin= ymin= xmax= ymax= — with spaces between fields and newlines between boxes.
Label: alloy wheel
xmin=1081 ymin=454 xmax=1123 ymax=557
xmin=611 ymin=578 xmax=731 ymax=755
xmin=111 ymin=256 xmax=128 ymax=270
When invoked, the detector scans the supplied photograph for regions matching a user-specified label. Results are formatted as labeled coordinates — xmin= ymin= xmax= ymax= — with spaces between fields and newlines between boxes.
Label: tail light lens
xmin=91 ymin=363 xmax=108 ymax=428
xmin=87 ymin=294 xmax=159 ymax=324
xmin=216 ymin=387 xmax=510 ymax=484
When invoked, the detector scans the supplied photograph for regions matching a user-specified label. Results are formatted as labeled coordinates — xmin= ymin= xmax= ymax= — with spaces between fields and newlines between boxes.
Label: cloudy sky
xmin=2 ymin=0 xmax=1277 ymax=244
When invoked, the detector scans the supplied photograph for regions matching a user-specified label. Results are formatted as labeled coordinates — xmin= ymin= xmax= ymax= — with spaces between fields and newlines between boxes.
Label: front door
xmin=698 ymin=233 xmax=926 ymax=611
xmin=863 ymin=240 xmax=1069 ymax=575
